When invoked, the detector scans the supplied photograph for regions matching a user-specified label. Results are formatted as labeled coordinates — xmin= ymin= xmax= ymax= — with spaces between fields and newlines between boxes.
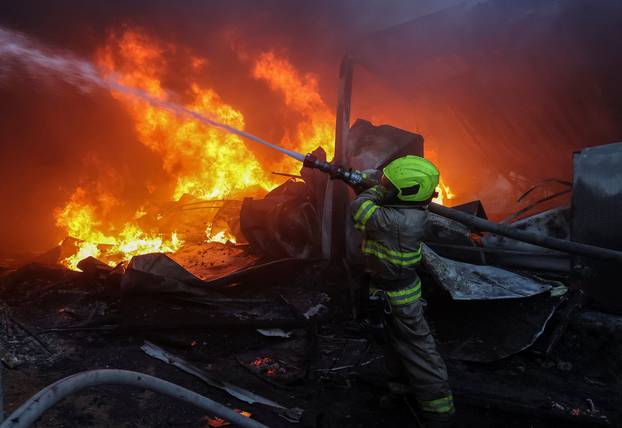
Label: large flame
xmin=97 ymin=30 xmax=276 ymax=201
xmin=55 ymin=187 xmax=183 ymax=270
xmin=54 ymin=28 xmax=455 ymax=270
xmin=252 ymin=51 xmax=335 ymax=169
xmin=55 ymin=29 xmax=336 ymax=270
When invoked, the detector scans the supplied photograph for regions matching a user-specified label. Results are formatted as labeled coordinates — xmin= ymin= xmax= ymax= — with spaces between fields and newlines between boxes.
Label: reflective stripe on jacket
xmin=351 ymin=184 xmax=428 ymax=288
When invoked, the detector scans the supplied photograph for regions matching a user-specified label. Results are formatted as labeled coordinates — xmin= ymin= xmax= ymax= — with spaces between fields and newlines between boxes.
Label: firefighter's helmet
xmin=382 ymin=155 xmax=439 ymax=202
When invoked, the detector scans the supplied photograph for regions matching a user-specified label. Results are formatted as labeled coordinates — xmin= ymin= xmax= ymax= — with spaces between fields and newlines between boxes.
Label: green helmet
xmin=382 ymin=155 xmax=440 ymax=202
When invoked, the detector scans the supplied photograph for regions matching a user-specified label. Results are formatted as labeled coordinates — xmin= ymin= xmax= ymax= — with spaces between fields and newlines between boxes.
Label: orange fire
xmin=54 ymin=28 xmax=455 ymax=270
xmin=54 ymin=29 xmax=335 ymax=270
xmin=433 ymin=179 xmax=455 ymax=205
xmin=55 ymin=187 xmax=182 ymax=270
xmin=252 ymin=51 xmax=335 ymax=171
xmin=97 ymin=31 xmax=277 ymax=202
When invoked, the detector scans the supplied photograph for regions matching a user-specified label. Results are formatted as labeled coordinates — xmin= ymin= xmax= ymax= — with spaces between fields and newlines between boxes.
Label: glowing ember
xmin=250 ymin=356 xmax=283 ymax=377
xmin=252 ymin=356 xmax=273 ymax=366
xmin=204 ymin=409 xmax=251 ymax=428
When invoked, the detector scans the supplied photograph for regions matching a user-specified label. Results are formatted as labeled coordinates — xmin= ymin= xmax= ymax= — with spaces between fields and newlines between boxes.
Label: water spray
xmin=0 ymin=26 xmax=305 ymax=162
xmin=0 ymin=26 xmax=365 ymax=183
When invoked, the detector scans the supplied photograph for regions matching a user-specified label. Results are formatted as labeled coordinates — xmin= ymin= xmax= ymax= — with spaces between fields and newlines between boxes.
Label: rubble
xmin=0 ymin=242 xmax=620 ymax=426
xmin=2 ymin=139 xmax=622 ymax=426
xmin=482 ymin=207 xmax=572 ymax=272
xmin=141 ymin=341 xmax=304 ymax=423
xmin=2 ymin=1 xmax=622 ymax=425
xmin=240 ymin=180 xmax=321 ymax=259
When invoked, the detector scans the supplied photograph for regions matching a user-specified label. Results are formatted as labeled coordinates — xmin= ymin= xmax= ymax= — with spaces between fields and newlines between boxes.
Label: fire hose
xmin=0 ymin=369 xmax=269 ymax=428
xmin=206 ymin=118 xmax=622 ymax=264
xmin=185 ymin=112 xmax=622 ymax=263
xmin=301 ymin=153 xmax=622 ymax=264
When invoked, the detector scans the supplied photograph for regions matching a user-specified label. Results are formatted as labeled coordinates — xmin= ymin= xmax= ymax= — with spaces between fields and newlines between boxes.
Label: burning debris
xmin=57 ymin=29 xmax=337 ymax=272
xmin=1 ymin=1 xmax=622 ymax=427
xmin=2 ymin=133 xmax=620 ymax=426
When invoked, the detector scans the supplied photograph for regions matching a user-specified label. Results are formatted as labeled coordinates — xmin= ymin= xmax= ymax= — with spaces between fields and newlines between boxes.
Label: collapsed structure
xmin=1 ymin=1 xmax=622 ymax=427
xmin=2 ymin=128 xmax=621 ymax=427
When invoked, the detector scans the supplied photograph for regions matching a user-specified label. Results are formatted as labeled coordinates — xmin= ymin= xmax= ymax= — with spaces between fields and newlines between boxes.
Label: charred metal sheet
xmin=424 ymin=209 xmax=482 ymax=265
xmin=571 ymin=142 xmax=622 ymax=308
xmin=424 ymin=212 xmax=473 ymax=246
xmin=171 ymin=243 xmax=259 ymax=281
xmin=483 ymin=207 xmax=571 ymax=252
xmin=422 ymin=245 xmax=553 ymax=300
xmin=122 ymin=253 xmax=205 ymax=296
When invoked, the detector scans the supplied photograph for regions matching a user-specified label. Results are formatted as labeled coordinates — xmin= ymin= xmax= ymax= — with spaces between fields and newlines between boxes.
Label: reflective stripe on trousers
xmin=369 ymin=278 xmax=422 ymax=307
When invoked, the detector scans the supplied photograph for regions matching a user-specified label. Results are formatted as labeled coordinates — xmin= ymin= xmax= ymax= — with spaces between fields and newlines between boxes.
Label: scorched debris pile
xmin=2 ymin=1 xmax=622 ymax=427
xmin=1 ymin=136 xmax=622 ymax=427
xmin=51 ymin=28 xmax=344 ymax=271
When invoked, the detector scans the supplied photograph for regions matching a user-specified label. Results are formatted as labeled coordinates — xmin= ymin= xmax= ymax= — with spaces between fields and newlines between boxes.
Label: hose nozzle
xmin=303 ymin=153 xmax=366 ymax=186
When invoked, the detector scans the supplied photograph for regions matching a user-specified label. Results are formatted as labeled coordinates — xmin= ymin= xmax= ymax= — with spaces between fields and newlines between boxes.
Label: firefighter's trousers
xmin=373 ymin=281 xmax=455 ymax=421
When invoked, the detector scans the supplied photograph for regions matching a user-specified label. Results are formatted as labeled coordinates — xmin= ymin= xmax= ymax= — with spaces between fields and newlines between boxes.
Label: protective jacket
xmin=351 ymin=184 xmax=427 ymax=292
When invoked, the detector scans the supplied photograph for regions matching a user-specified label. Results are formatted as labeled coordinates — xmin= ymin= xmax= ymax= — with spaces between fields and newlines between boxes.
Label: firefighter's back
xmin=361 ymin=205 xmax=427 ymax=290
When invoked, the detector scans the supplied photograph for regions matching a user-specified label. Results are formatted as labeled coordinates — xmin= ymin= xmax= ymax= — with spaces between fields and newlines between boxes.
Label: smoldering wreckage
xmin=2 ymin=125 xmax=622 ymax=428
xmin=2 ymin=9 xmax=622 ymax=428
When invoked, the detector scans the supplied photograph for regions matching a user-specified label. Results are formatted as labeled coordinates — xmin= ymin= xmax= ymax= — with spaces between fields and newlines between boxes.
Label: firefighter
xmin=351 ymin=155 xmax=454 ymax=427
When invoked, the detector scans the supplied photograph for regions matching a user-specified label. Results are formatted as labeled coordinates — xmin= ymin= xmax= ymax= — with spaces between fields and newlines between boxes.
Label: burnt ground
xmin=0 ymin=248 xmax=620 ymax=428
